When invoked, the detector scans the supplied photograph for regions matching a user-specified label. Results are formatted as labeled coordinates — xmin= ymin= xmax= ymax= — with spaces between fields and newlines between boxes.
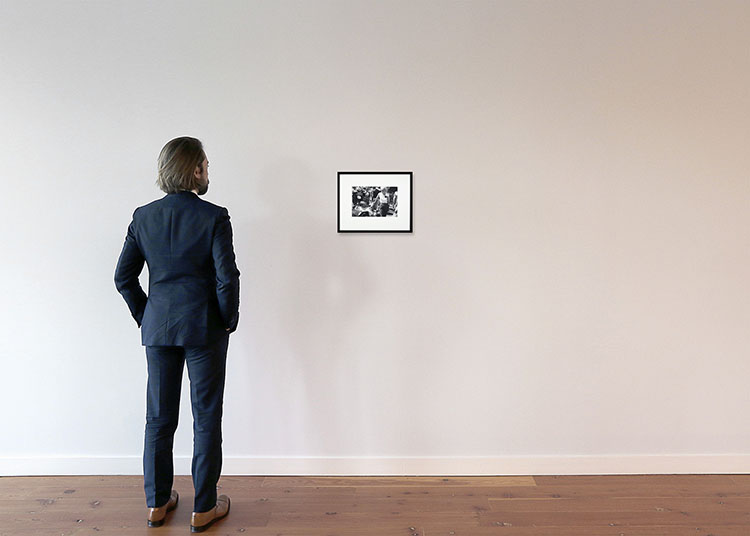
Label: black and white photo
xmin=338 ymin=172 xmax=412 ymax=232
xmin=351 ymin=186 xmax=398 ymax=217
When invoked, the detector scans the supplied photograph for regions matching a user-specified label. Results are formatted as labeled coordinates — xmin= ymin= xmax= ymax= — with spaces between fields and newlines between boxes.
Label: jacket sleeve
xmin=114 ymin=211 xmax=147 ymax=327
xmin=212 ymin=207 xmax=241 ymax=332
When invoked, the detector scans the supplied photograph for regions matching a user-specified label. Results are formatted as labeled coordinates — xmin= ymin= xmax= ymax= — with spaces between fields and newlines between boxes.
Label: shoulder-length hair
xmin=156 ymin=137 xmax=206 ymax=193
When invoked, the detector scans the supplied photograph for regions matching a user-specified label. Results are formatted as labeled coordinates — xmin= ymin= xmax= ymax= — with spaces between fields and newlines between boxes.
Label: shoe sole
xmin=190 ymin=497 xmax=230 ymax=533
xmin=147 ymin=492 xmax=179 ymax=528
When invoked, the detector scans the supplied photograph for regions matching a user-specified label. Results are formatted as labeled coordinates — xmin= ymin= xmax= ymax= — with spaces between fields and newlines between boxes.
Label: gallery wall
xmin=1 ymin=0 xmax=748 ymax=475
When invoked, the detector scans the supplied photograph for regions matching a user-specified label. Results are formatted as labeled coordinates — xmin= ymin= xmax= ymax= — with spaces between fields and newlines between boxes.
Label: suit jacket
xmin=115 ymin=191 xmax=240 ymax=346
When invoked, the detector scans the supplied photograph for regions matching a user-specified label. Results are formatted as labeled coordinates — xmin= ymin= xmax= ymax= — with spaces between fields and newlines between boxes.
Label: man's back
xmin=118 ymin=136 xmax=238 ymax=524
xmin=115 ymin=190 xmax=240 ymax=346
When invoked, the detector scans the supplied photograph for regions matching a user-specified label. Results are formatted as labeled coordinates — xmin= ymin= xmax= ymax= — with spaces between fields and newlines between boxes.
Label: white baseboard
xmin=2 ymin=454 xmax=749 ymax=476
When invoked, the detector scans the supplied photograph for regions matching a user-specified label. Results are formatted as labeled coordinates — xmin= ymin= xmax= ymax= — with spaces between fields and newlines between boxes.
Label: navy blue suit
xmin=115 ymin=190 xmax=240 ymax=345
xmin=115 ymin=190 xmax=240 ymax=512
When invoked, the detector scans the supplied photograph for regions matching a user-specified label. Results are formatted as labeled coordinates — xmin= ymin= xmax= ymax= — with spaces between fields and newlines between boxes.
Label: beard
xmin=197 ymin=179 xmax=209 ymax=195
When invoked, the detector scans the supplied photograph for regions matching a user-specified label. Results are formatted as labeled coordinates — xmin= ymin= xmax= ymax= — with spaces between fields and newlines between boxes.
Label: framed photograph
xmin=337 ymin=171 xmax=413 ymax=233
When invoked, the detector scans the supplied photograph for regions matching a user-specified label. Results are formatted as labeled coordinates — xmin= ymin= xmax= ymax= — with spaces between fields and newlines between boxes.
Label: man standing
xmin=375 ymin=187 xmax=390 ymax=217
xmin=115 ymin=137 xmax=239 ymax=532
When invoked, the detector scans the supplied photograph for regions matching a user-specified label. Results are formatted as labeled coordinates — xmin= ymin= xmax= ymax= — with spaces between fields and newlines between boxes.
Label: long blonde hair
xmin=156 ymin=137 xmax=206 ymax=193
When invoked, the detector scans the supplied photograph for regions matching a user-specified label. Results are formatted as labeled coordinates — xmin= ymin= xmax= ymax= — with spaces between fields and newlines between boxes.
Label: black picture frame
xmin=337 ymin=171 xmax=413 ymax=233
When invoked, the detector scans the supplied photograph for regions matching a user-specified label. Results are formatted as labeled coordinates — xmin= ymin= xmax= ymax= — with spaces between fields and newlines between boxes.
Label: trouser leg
xmin=186 ymin=333 xmax=229 ymax=513
xmin=143 ymin=345 xmax=185 ymax=508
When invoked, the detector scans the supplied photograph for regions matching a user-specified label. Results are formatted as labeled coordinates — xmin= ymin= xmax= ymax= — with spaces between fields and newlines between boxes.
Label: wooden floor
xmin=1 ymin=474 xmax=749 ymax=535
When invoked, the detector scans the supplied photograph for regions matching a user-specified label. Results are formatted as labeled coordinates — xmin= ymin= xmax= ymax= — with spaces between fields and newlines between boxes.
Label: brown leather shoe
xmin=147 ymin=489 xmax=179 ymax=527
xmin=190 ymin=494 xmax=230 ymax=533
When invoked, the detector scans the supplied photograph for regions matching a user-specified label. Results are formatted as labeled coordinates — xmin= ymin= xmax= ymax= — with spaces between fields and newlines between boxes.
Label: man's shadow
xmin=228 ymin=158 xmax=374 ymax=455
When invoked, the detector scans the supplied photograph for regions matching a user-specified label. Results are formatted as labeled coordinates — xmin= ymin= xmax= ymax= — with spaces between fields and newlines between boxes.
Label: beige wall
xmin=1 ymin=0 xmax=748 ymax=474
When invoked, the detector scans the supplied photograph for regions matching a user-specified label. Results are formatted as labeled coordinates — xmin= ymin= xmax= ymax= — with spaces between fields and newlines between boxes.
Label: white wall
xmin=1 ymin=0 xmax=748 ymax=476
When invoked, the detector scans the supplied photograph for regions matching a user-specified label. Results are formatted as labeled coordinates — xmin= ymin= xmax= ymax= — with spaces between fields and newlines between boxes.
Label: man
xmin=115 ymin=136 xmax=239 ymax=532
xmin=374 ymin=187 xmax=390 ymax=217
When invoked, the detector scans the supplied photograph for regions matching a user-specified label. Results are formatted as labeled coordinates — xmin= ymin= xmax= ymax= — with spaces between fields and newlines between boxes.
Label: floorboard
xmin=1 ymin=474 xmax=748 ymax=535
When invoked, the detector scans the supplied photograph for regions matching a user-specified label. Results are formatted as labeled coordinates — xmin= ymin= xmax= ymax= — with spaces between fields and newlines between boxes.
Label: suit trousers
xmin=143 ymin=332 xmax=229 ymax=513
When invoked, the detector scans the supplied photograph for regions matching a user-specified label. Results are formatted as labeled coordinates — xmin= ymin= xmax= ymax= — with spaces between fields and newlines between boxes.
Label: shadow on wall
xmin=233 ymin=157 xmax=373 ymax=454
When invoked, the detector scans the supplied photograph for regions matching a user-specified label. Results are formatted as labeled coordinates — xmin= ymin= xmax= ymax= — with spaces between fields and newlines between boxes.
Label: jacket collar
xmin=168 ymin=190 xmax=197 ymax=196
